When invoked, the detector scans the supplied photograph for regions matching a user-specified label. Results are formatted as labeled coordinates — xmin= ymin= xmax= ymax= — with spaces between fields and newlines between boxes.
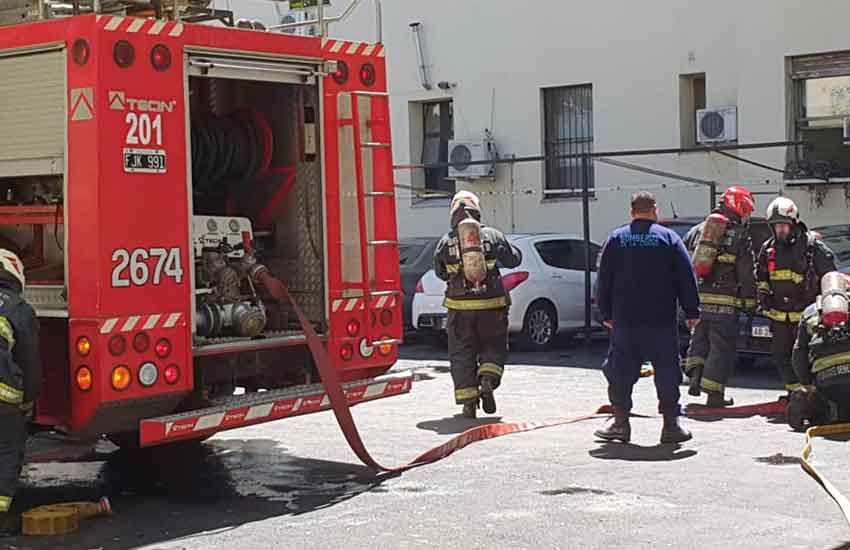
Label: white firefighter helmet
xmin=0 ymin=249 xmax=24 ymax=290
xmin=766 ymin=197 xmax=800 ymax=226
xmin=450 ymin=190 xmax=480 ymax=214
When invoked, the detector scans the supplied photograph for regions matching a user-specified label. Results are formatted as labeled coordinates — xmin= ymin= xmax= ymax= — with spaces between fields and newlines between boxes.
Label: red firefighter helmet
xmin=721 ymin=186 xmax=755 ymax=219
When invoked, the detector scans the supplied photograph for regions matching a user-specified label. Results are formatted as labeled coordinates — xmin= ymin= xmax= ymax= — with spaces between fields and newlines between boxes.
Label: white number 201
xmin=111 ymin=247 xmax=183 ymax=288
xmin=125 ymin=113 xmax=163 ymax=146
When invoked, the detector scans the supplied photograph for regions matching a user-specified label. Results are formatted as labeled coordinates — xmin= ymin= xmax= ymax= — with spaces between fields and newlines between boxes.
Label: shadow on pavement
xmin=416 ymin=415 xmax=503 ymax=435
xmin=588 ymin=441 xmax=698 ymax=462
xmin=6 ymin=438 xmax=395 ymax=550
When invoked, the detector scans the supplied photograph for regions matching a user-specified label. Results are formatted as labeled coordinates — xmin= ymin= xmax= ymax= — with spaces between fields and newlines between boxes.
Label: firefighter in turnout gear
xmin=0 ymin=250 xmax=40 ymax=536
xmin=434 ymin=191 xmax=522 ymax=419
xmin=756 ymin=197 xmax=836 ymax=397
xmin=788 ymin=272 xmax=850 ymax=431
xmin=682 ymin=186 xmax=757 ymax=407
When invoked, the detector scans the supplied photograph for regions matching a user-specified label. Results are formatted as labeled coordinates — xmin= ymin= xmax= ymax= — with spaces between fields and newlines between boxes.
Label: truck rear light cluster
xmin=72 ymin=39 xmax=90 ymax=66
xmin=113 ymin=40 xmax=135 ymax=68
xmin=163 ymin=364 xmax=180 ymax=385
xmin=378 ymin=336 xmax=393 ymax=356
xmin=133 ymin=332 xmax=150 ymax=354
xmin=75 ymin=366 xmax=93 ymax=392
xmin=332 ymin=60 xmax=349 ymax=85
xmin=346 ymin=319 xmax=360 ymax=337
xmin=109 ymin=335 xmax=127 ymax=356
xmin=379 ymin=309 xmax=393 ymax=327
xmin=111 ymin=365 xmax=132 ymax=391
xmin=359 ymin=63 xmax=376 ymax=87
xmin=155 ymin=338 xmax=171 ymax=359
xmin=340 ymin=343 xmax=354 ymax=361
xmin=76 ymin=336 xmax=92 ymax=357
xmin=138 ymin=362 xmax=159 ymax=387
xmin=150 ymin=44 xmax=171 ymax=71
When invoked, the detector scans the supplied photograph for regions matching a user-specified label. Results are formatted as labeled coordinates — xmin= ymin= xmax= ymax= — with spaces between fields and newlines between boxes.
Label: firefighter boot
xmin=0 ymin=512 xmax=20 ymax=537
xmin=688 ymin=366 xmax=703 ymax=397
xmin=594 ymin=412 xmax=631 ymax=443
xmin=660 ymin=415 xmax=693 ymax=444
xmin=705 ymin=391 xmax=734 ymax=408
xmin=479 ymin=375 xmax=497 ymax=415
xmin=462 ymin=401 xmax=477 ymax=419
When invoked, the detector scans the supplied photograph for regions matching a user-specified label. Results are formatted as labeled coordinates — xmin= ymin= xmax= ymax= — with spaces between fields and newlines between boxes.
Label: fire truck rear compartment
xmin=188 ymin=74 xmax=325 ymax=392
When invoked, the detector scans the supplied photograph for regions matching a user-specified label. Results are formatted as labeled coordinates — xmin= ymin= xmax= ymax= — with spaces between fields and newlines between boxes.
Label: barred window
xmin=422 ymin=100 xmax=455 ymax=193
xmin=543 ymin=84 xmax=594 ymax=195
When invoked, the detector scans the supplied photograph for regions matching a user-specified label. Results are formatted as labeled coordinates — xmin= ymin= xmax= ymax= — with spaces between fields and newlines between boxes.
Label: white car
xmin=412 ymin=234 xmax=602 ymax=350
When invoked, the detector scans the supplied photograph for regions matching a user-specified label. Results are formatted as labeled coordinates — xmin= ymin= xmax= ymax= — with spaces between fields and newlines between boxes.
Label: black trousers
xmin=0 ymin=405 xmax=25 ymax=513
xmin=447 ymin=308 xmax=508 ymax=404
xmin=772 ymin=321 xmax=801 ymax=391
xmin=684 ymin=317 xmax=739 ymax=394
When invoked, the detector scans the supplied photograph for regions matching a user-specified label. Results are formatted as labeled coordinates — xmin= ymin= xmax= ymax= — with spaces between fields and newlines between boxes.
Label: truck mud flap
xmin=138 ymin=371 xmax=412 ymax=447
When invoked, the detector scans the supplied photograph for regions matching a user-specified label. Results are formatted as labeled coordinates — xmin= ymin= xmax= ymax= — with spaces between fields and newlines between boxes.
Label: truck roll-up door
xmin=186 ymin=53 xmax=320 ymax=85
xmin=0 ymin=45 xmax=65 ymax=177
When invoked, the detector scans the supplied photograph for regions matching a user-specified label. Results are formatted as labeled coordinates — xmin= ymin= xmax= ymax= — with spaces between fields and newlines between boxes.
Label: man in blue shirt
xmin=595 ymin=192 xmax=700 ymax=444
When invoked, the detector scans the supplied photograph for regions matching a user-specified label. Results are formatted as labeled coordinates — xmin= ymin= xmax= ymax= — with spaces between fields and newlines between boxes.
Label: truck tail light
xmin=138 ymin=362 xmax=158 ymax=387
xmin=415 ymin=280 xmax=424 ymax=294
xmin=164 ymin=364 xmax=180 ymax=385
xmin=72 ymin=39 xmax=90 ymax=66
xmin=75 ymin=367 xmax=93 ymax=391
xmin=113 ymin=40 xmax=135 ymax=68
xmin=346 ymin=319 xmax=360 ymax=337
xmin=380 ymin=309 xmax=393 ymax=326
xmin=155 ymin=338 xmax=172 ymax=359
xmin=76 ymin=336 xmax=92 ymax=357
xmin=340 ymin=343 xmax=354 ymax=361
xmin=378 ymin=336 xmax=394 ymax=356
xmin=111 ymin=365 xmax=132 ymax=391
xmin=109 ymin=335 xmax=127 ymax=356
xmin=150 ymin=44 xmax=171 ymax=71
xmin=133 ymin=332 xmax=150 ymax=353
xmin=503 ymin=271 xmax=530 ymax=293
xmin=359 ymin=63 xmax=376 ymax=87
xmin=332 ymin=60 xmax=349 ymax=85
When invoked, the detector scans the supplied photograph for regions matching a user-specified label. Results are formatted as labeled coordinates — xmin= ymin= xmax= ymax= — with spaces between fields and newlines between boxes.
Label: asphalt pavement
xmin=4 ymin=340 xmax=850 ymax=550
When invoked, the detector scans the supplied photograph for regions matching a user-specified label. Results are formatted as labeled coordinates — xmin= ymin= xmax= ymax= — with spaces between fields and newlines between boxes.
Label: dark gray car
xmin=400 ymin=237 xmax=440 ymax=330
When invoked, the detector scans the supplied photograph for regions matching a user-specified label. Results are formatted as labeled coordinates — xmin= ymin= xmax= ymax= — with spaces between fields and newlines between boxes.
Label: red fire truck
xmin=0 ymin=4 xmax=409 ymax=451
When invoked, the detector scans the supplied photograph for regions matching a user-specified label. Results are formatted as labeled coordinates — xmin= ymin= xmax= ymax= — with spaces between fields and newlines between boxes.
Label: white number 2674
xmin=111 ymin=247 xmax=183 ymax=288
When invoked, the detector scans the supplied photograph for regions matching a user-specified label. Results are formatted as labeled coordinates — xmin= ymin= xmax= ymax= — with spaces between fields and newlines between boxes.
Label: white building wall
xmin=228 ymin=0 xmax=850 ymax=243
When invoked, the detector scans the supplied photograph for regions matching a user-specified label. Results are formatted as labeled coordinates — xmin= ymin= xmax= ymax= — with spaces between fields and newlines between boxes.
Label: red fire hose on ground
xmin=256 ymin=271 xmax=610 ymax=472
xmin=259 ymin=271 xmax=850 ymax=526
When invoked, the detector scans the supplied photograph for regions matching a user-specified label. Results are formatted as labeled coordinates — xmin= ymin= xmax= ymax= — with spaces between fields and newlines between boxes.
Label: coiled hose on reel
xmin=191 ymin=110 xmax=272 ymax=193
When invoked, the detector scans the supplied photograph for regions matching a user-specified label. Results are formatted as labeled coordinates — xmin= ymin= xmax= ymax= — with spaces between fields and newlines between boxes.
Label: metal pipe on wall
xmin=409 ymin=21 xmax=432 ymax=90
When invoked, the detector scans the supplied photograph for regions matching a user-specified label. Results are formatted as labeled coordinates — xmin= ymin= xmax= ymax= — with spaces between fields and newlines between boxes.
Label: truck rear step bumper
xmin=138 ymin=370 xmax=413 ymax=447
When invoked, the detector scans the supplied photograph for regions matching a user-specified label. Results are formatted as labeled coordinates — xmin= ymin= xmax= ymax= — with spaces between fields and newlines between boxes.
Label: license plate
xmin=752 ymin=326 xmax=772 ymax=338
xmin=123 ymin=148 xmax=167 ymax=174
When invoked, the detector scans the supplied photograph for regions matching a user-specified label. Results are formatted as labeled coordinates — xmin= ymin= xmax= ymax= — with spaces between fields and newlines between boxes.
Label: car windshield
xmin=663 ymin=223 xmax=696 ymax=238
xmin=399 ymin=243 xmax=427 ymax=266
xmin=818 ymin=228 xmax=850 ymax=269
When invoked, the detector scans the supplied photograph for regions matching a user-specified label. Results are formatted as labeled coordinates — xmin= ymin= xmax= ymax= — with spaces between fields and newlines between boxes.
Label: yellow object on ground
xmin=22 ymin=497 xmax=111 ymax=536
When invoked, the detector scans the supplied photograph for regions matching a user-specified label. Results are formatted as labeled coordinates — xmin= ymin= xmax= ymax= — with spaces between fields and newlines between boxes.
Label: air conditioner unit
xmin=448 ymin=139 xmax=496 ymax=179
xmin=697 ymin=106 xmax=738 ymax=144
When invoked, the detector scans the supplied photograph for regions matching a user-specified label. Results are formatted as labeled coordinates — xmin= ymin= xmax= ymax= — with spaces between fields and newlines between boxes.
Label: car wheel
xmin=521 ymin=301 xmax=557 ymax=351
